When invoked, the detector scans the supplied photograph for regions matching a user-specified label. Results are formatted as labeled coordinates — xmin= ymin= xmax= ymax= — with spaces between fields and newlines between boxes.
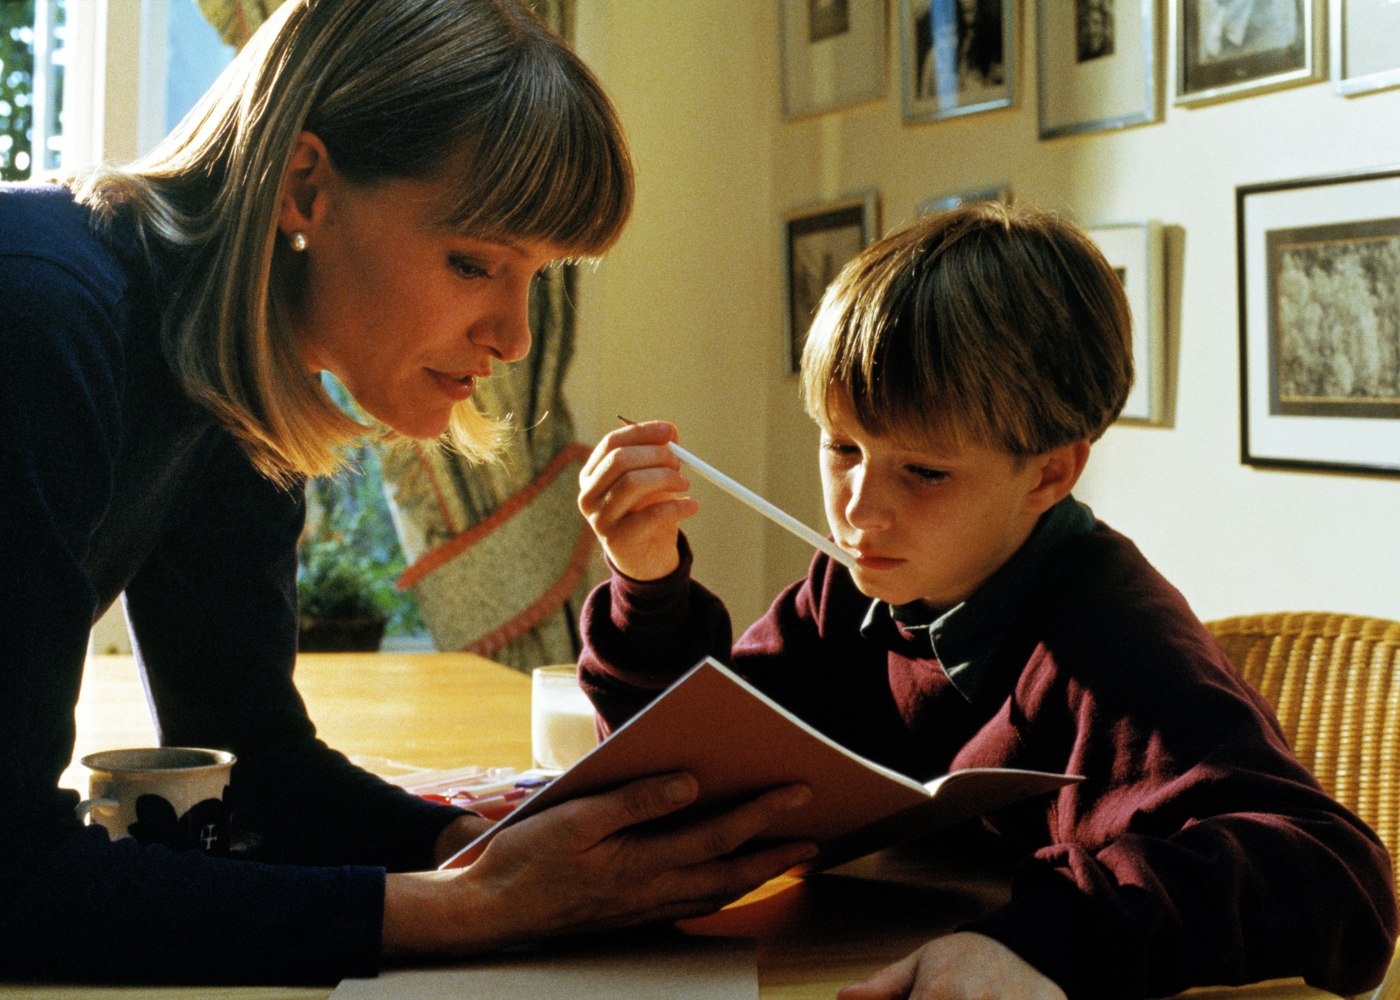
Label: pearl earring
xmin=289 ymin=231 xmax=308 ymax=252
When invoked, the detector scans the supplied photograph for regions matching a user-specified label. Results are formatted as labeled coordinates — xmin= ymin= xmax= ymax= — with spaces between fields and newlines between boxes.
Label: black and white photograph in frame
xmin=1037 ymin=0 xmax=1160 ymax=139
xmin=1087 ymin=222 xmax=1166 ymax=424
xmin=1177 ymin=0 xmax=1321 ymax=104
xmin=899 ymin=0 xmax=1016 ymax=123
xmin=1237 ymin=166 xmax=1400 ymax=476
xmin=1332 ymin=0 xmax=1400 ymax=97
xmin=916 ymin=182 xmax=1013 ymax=216
xmin=784 ymin=193 xmax=879 ymax=374
xmin=781 ymin=0 xmax=888 ymax=118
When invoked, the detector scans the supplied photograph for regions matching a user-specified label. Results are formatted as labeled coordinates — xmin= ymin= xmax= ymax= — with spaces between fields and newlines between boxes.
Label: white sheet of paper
xmin=330 ymin=934 xmax=756 ymax=1000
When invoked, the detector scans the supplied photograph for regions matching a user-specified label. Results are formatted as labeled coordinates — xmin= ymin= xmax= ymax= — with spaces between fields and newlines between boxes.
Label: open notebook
xmin=440 ymin=656 xmax=1078 ymax=872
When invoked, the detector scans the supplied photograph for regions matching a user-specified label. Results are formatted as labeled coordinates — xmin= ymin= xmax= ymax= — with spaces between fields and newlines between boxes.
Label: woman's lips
xmin=426 ymin=368 xmax=481 ymax=401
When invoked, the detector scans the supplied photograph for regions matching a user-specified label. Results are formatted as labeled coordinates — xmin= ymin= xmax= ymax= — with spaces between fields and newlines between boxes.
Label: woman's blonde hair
xmin=800 ymin=202 xmax=1133 ymax=457
xmin=72 ymin=0 xmax=634 ymax=484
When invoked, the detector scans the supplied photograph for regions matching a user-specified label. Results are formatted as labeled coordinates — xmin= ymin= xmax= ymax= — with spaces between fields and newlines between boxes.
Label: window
xmin=1 ymin=0 xmax=66 ymax=179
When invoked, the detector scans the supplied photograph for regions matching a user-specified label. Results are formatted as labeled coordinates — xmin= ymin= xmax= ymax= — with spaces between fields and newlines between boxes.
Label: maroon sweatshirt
xmin=579 ymin=503 xmax=1397 ymax=999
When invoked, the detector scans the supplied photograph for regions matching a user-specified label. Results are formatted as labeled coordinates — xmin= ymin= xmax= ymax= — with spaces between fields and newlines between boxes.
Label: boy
xmin=575 ymin=204 xmax=1397 ymax=999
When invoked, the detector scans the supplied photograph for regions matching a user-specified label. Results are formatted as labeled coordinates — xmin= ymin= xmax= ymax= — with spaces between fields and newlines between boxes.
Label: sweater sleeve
xmin=124 ymin=436 xmax=465 ymax=874
xmin=578 ymin=536 xmax=735 ymax=734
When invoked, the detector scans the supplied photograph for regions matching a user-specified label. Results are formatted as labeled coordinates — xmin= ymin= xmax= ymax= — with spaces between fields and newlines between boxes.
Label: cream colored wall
xmin=571 ymin=2 xmax=786 ymax=626
xmin=574 ymin=3 xmax=1400 ymax=628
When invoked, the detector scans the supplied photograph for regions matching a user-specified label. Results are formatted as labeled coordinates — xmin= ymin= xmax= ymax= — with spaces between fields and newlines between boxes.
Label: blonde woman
xmin=0 ymin=0 xmax=813 ymax=984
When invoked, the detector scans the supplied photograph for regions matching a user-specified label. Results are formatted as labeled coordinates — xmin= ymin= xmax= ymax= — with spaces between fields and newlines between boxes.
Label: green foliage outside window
xmin=0 ymin=0 xmax=38 ymax=180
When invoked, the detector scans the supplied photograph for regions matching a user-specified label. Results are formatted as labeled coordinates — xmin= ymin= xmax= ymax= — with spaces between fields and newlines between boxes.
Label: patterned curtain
xmin=197 ymin=0 xmax=594 ymax=670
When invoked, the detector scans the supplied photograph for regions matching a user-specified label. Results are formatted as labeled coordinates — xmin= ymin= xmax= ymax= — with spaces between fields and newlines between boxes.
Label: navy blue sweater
xmin=0 ymin=185 xmax=464 ymax=984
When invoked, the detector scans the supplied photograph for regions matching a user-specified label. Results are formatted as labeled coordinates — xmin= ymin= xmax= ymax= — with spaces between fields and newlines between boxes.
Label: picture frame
xmin=1331 ymin=0 xmax=1400 ymax=96
xmin=784 ymin=192 xmax=880 ymax=374
xmin=1237 ymin=166 xmax=1400 ymax=477
xmin=916 ymin=182 xmax=1013 ymax=215
xmin=1037 ymin=0 xmax=1161 ymax=139
xmin=1177 ymin=0 xmax=1322 ymax=105
xmin=780 ymin=0 xmax=888 ymax=118
xmin=1087 ymin=222 xmax=1166 ymax=424
xmin=898 ymin=0 xmax=1017 ymax=123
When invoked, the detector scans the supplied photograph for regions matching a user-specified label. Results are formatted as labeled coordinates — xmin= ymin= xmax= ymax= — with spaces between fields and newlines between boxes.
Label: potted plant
xmin=296 ymin=532 xmax=391 ymax=653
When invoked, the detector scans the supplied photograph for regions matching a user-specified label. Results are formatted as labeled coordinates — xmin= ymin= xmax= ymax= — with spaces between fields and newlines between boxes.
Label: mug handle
xmin=75 ymin=797 xmax=119 ymax=823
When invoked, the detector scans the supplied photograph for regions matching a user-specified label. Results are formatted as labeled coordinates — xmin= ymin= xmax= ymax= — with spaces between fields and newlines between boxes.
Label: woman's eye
xmin=449 ymin=254 xmax=490 ymax=279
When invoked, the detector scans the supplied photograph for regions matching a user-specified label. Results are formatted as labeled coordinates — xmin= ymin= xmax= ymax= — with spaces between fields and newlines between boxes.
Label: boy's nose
xmin=845 ymin=469 xmax=893 ymax=530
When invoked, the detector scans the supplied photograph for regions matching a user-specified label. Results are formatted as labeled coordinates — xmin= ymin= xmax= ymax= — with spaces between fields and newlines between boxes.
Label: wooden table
xmin=14 ymin=654 xmax=1345 ymax=1000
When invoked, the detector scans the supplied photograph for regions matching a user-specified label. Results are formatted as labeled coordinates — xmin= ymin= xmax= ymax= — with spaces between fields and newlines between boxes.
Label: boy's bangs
xmin=805 ymin=290 xmax=976 ymax=455
xmin=436 ymin=61 xmax=631 ymax=254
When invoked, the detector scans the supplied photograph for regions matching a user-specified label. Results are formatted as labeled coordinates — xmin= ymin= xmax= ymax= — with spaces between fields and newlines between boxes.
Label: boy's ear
xmin=277 ymin=131 xmax=334 ymax=238
xmin=1023 ymin=439 xmax=1090 ymax=516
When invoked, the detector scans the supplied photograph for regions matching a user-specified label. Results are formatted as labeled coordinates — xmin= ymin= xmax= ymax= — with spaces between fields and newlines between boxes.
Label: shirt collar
xmin=858 ymin=495 xmax=1096 ymax=701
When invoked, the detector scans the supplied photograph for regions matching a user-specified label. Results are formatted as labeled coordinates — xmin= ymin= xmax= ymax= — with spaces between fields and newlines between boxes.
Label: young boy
xmin=575 ymin=204 xmax=1397 ymax=999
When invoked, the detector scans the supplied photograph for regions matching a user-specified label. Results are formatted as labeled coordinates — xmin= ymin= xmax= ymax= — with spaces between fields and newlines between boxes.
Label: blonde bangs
xmin=432 ymin=54 xmax=633 ymax=255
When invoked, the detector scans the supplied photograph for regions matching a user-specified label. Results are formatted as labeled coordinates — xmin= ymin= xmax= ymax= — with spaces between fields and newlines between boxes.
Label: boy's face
xmin=819 ymin=395 xmax=1052 ymax=613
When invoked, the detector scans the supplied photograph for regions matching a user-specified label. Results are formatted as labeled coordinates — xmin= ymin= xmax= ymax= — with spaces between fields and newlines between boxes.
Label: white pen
xmin=619 ymin=417 xmax=856 ymax=570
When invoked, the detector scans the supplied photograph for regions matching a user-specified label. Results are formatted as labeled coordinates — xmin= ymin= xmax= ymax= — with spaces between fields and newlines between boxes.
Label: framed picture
xmin=1177 ymin=0 xmax=1322 ymax=104
xmin=916 ymin=182 xmax=1013 ymax=215
xmin=784 ymin=192 xmax=880 ymax=373
xmin=1237 ymin=166 xmax=1400 ymax=476
xmin=1037 ymin=0 xmax=1161 ymax=138
xmin=899 ymin=0 xmax=1017 ymax=123
xmin=780 ymin=0 xmax=888 ymax=118
xmin=1332 ymin=0 xmax=1400 ymax=96
xmin=1087 ymin=222 xmax=1166 ymax=424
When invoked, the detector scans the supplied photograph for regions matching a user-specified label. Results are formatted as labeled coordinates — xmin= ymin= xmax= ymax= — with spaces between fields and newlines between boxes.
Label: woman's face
xmin=287 ymin=168 xmax=564 ymax=440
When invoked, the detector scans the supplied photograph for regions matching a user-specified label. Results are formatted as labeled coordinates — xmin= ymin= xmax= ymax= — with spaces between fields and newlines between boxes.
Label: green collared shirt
xmin=858 ymin=495 xmax=1096 ymax=702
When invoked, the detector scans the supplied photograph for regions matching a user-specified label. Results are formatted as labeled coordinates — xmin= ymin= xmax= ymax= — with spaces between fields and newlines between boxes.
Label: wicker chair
xmin=1204 ymin=612 xmax=1400 ymax=1000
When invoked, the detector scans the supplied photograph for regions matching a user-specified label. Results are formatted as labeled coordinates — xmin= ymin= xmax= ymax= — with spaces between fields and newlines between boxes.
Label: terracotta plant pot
xmin=298 ymin=615 xmax=388 ymax=653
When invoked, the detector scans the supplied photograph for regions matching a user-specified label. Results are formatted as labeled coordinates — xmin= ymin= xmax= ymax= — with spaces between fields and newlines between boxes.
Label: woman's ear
xmin=277 ymin=131 xmax=334 ymax=238
xmin=1022 ymin=439 xmax=1090 ymax=516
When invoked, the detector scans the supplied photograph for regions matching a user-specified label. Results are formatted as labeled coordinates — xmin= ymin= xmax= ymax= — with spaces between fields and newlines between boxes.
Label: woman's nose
xmin=472 ymin=284 xmax=533 ymax=363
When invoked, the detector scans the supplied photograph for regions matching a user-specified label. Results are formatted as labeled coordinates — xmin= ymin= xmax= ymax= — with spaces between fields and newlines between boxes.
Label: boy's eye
xmin=908 ymin=465 xmax=949 ymax=482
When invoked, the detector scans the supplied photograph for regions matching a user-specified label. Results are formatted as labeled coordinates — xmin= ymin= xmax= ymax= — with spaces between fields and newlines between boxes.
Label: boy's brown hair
xmin=800 ymin=202 xmax=1133 ymax=457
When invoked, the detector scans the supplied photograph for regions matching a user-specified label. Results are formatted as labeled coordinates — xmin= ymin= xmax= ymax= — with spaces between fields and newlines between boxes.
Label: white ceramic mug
xmin=530 ymin=666 xmax=598 ymax=771
xmin=77 ymin=747 xmax=235 ymax=855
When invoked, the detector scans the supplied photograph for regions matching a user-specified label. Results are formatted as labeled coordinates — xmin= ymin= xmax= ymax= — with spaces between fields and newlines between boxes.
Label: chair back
xmin=1205 ymin=611 xmax=1400 ymax=899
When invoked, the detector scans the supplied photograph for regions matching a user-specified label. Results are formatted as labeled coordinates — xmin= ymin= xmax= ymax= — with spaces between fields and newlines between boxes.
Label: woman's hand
xmin=431 ymin=813 xmax=495 ymax=867
xmin=383 ymin=771 xmax=815 ymax=958
xmin=577 ymin=420 xmax=698 ymax=581
xmin=837 ymin=932 xmax=1066 ymax=1000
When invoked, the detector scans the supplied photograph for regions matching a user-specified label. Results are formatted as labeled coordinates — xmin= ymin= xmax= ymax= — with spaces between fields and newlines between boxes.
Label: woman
xmin=0 ymin=0 xmax=813 ymax=984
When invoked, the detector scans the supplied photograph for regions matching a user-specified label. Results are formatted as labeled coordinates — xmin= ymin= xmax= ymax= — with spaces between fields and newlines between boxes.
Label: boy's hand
xmin=837 ymin=932 xmax=1066 ymax=1000
xmin=578 ymin=420 xmax=700 ymax=581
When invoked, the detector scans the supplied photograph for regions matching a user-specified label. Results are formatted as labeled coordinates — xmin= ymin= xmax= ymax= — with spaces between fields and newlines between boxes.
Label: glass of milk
xmin=531 ymin=665 xmax=598 ymax=771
